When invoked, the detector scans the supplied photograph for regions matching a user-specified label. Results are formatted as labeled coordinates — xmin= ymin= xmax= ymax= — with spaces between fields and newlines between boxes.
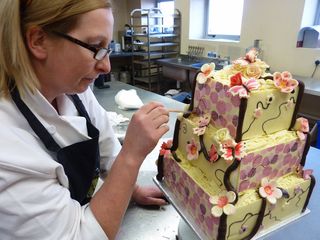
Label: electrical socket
xmin=315 ymin=59 xmax=320 ymax=66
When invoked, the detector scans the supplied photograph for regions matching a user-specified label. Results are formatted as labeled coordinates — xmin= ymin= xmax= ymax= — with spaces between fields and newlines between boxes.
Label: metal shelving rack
xmin=130 ymin=8 xmax=181 ymax=92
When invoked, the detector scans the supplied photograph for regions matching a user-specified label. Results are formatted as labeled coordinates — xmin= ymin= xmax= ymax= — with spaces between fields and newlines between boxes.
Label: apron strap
xmin=70 ymin=94 xmax=92 ymax=123
xmin=70 ymin=94 xmax=99 ymax=138
xmin=11 ymin=87 xmax=61 ymax=152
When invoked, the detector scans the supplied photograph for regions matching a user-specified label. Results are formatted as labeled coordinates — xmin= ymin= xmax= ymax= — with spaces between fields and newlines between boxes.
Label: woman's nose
xmin=96 ymin=56 xmax=111 ymax=74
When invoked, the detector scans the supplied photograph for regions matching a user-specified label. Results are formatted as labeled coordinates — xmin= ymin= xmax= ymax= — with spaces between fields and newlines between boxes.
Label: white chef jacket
xmin=0 ymin=87 xmax=122 ymax=240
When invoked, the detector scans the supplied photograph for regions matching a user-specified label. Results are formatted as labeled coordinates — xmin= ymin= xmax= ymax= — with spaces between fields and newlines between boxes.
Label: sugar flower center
xmin=218 ymin=196 xmax=228 ymax=208
xmin=264 ymin=185 xmax=273 ymax=195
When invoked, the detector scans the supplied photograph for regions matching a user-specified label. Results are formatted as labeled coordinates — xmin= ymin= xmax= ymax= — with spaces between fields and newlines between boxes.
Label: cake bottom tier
xmin=162 ymin=156 xmax=314 ymax=240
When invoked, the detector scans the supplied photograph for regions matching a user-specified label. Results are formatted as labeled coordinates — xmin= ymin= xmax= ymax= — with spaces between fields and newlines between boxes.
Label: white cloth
xmin=106 ymin=111 xmax=129 ymax=126
xmin=114 ymin=89 xmax=143 ymax=110
xmin=0 ymin=87 xmax=122 ymax=240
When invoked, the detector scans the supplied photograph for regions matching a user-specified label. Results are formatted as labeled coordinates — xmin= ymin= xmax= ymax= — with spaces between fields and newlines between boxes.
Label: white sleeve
xmin=78 ymin=88 xmax=122 ymax=173
xmin=80 ymin=205 xmax=109 ymax=240
xmin=0 ymin=129 xmax=108 ymax=240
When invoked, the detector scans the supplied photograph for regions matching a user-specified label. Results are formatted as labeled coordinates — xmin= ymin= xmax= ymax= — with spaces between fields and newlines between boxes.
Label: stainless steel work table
xmin=93 ymin=81 xmax=184 ymax=240
xmin=93 ymin=81 xmax=320 ymax=240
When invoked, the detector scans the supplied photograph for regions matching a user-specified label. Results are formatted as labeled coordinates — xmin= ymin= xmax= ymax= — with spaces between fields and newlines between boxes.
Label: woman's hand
xmin=121 ymin=102 xmax=169 ymax=165
xmin=132 ymin=185 xmax=168 ymax=206
xmin=91 ymin=102 xmax=169 ymax=239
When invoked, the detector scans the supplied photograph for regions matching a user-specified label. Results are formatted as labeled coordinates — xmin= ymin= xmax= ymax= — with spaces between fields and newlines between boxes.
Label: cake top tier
xmin=196 ymin=49 xmax=299 ymax=97
xmin=191 ymin=49 xmax=304 ymax=141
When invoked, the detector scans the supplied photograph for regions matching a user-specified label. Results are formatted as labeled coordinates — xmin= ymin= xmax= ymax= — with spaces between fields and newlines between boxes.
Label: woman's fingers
xmin=139 ymin=101 xmax=165 ymax=114
xmin=152 ymin=114 xmax=169 ymax=128
xmin=122 ymin=102 xmax=170 ymax=160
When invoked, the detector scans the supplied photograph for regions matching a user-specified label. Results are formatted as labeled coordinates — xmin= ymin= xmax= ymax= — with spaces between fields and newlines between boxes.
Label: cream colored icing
xmin=227 ymin=173 xmax=310 ymax=239
xmin=176 ymin=115 xmax=306 ymax=193
xmin=241 ymin=85 xmax=299 ymax=140
xmin=164 ymin=154 xmax=312 ymax=240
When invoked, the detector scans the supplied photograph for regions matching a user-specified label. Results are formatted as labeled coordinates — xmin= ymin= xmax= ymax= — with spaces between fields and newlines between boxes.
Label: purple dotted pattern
xmin=237 ymin=138 xmax=306 ymax=192
xmin=194 ymin=80 xmax=241 ymax=139
xmin=164 ymin=156 xmax=220 ymax=238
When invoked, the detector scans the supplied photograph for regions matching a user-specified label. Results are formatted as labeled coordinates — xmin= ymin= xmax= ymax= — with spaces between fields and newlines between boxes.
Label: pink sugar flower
xmin=296 ymin=165 xmax=313 ymax=180
xmin=198 ymin=113 xmax=211 ymax=127
xmin=294 ymin=117 xmax=309 ymax=141
xmin=229 ymin=77 xmax=260 ymax=99
xmin=234 ymin=142 xmax=246 ymax=160
xmin=245 ymin=49 xmax=258 ymax=63
xmin=209 ymin=144 xmax=219 ymax=162
xmin=193 ymin=127 xmax=206 ymax=136
xmin=209 ymin=191 xmax=236 ymax=217
xmin=221 ymin=140 xmax=246 ymax=161
xmin=302 ymin=169 xmax=313 ymax=180
xmin=159 ymin=139 xmax=173 ymax=158
xmin=273 ymin=71 xmax=298 ymax=93
xmin=193 ymin=114 xmax=211 ymax=136
xmin=186 ymin=138 xmax=199 ymax=160
xmin=230 ymin=72 xmax=243 ymax=87
xmin=253 ymin=107 xmax=263 ymax=118
xmin=259 ymin=178 xmax=283 ymax=204
xmin=196 ymin=63 xmax=216 ymax=84
xmin=160 ymin=139 xmax=172 ymax=150
xmin=221 ymin=146 xmax=233 ymax=161
xmin=294 ymin=117 xmax=309 ymax=132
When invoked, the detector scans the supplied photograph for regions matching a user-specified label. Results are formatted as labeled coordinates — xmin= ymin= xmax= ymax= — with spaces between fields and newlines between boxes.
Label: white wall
xmin=111 ymin=0 xmax=129 ymax=42
xmin=175 ymin=0 xmax=320 ymax=78
xmin=112 ymin=0 xmax=156 ymax=42
xmin=141 ymin=0 xmax=156 ymax=9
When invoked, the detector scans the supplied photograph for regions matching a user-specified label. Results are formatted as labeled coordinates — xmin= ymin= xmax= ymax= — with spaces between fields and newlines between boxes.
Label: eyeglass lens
xmin=95 ymin=48 xmax=112 ymax=60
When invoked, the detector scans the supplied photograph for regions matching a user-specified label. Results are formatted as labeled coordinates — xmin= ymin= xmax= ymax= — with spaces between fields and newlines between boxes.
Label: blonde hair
xmin=0 ymin=0 xmax=112 ymax=97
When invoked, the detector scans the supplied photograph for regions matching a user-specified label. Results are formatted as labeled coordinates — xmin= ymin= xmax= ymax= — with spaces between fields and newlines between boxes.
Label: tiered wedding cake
xmin=156 ymin=49 xmax=315 ymax=240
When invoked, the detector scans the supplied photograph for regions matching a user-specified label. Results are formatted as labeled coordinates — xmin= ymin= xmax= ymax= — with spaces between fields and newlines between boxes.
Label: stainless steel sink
xmin=158 ymin=55 xmax=226 ymax=84
xmin=170 ymin=55 xmax=224 ymax=69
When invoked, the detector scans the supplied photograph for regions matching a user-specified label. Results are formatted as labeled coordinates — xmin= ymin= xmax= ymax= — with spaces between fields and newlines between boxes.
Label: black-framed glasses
xmin=52 ymin=31 xmax=112 ymax=60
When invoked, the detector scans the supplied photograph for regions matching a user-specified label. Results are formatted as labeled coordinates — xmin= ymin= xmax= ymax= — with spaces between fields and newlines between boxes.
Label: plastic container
xmin=110 ymin=72 xmax=119 ymax=82
xmin=120 ymin=71 xmax=130 ymax=83
xmin=115 ymin=43 xmax=121 ymax=52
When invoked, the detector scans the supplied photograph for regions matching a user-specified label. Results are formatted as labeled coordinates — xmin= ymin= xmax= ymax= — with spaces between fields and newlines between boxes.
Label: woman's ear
xmin=25 ymin=27 xmax=48 ymax=60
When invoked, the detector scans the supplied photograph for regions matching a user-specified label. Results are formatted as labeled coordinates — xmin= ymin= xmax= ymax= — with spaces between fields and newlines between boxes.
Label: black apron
xmin=11 ymin=88 xmax=100 ymax=205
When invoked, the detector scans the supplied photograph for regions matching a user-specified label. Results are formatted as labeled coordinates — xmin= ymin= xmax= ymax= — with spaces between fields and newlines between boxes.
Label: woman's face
xmin=37 ymin=8 xmax=114 ymax=101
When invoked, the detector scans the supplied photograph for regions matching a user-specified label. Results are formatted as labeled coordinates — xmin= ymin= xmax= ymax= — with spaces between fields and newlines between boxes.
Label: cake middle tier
xmin=172 ymin=115 xmax=308 ymax=193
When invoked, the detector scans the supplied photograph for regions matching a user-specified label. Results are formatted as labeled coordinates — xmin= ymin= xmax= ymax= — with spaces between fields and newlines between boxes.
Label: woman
xmin=0 ymin=1 xmax=169 ymax=239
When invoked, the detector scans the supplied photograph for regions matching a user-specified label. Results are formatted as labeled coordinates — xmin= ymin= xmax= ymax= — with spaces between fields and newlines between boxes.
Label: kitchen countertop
xmin=110 ymin=51 xmax=133 ymax=58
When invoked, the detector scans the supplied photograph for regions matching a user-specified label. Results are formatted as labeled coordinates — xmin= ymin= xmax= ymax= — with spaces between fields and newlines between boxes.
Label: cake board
xmin=153 ymin=177 xmax=310 ymax=240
